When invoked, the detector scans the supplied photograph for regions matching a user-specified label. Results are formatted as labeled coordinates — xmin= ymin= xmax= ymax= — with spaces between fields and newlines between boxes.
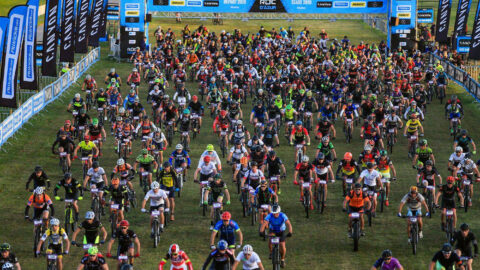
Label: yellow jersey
xmin=406 ymin=119 xmax=421 ymax=133
xmin=79 ymin=141 xmax=96 ymax=151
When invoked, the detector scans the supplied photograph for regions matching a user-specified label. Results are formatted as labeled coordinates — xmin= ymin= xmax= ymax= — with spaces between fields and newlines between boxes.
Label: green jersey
xmin=136 ymin=154 xmax=155 ymax=165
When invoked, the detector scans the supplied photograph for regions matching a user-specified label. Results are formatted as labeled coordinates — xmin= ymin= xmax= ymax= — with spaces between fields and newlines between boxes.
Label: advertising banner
xmin=75 ymin=0 xmax=89 ymax=53
xmin=436 ymin=0 xmax=452 ymax=43
xmin=32 ymin=91 xmax=44 ymax=113
xmin=457 ymin=36 xmax=471 ymax=53
xmin=0 ymin=5 xmax=27 ymax=108
xmin=469 ymin=1 xmax=480 ymax=59
xmin=42 ymin=0 xmax=59 ymax=76
xmin=20 ymin=0 xmax=38 ymax=90
xmin=22 ymin=97 xmax=33 ymax=122
xmin=2 ymin=115 xmax=13 ymax=143
xmin=453 ymin=0 xmax=471 ymax=36
xmin=0 ymin=18 xmax=9 ymax=66
xmin=88 ymin=0 xmax=104 ymax=47
xmin=417 ymin=8 xmax=434 ymax=24
xmin=60 ymin=0 xmax=75 ymax=62
xmin=12 ymin=107 xmax=22 ymax=131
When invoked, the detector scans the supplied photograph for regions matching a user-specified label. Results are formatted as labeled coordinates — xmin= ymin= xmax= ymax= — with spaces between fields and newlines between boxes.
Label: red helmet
xmin=221 ymin=211 xmax=231 ymax=220
xmin=220 ymin=110 xmax=227 ymax=117
xmin=192 ymin=95 xmax=198 ymax=101
xmin=84 ymin=135 xmax=91 ymax=141
xmin=169 ymin=244 xmax=179 ymax=255
xmin=344 ymin=152 xmax=352 ymax=161
xmin=447 ymin=176 xmax=455 ymax=184
xmin=119 ymin=220 xmax=129 ymax=227
xmin=65 ymin=120 xmax=71 ymax=125
xmin=204 ymin=156 xmax=211 ymax=163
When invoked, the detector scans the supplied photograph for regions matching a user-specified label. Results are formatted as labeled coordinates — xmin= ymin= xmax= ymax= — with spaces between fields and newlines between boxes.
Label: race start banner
xmin=148 ymin=0 xmax=388 ymax=13
xmin=20 ymin=0 xmax=38 ymax=90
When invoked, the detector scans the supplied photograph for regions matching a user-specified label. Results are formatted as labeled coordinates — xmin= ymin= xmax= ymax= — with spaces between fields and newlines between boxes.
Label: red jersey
xmin=158 ymin=250 xmax=193 ymax=270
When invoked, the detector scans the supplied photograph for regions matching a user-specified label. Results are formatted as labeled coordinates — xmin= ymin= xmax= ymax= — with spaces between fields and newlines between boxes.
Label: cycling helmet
xmin=92 ymin=161 xmax=99 ymax=169
xmin=125 ymin=118 xmax=131 ymax=124
xmin=84 ymin=135 xmax=91 ymax=141
xmin=250 ymin=161 xmax=258 ymax=167
xmin=0 ymin=243 xmax=10 ymax=251
xmin=34 ymin=165 xmax=43 ymax=172
xmin=217 ymin=240 xmax=228 ymax=250
xmin=92 ymin=118 xmax=99 ymax=125
xmin=236 ymin=120 xmax=243 ymax=125
xmin=176 ymin=144 xmax=183 ymax=150
xmin=260 ymin=180 xmax=267 ymax=186
xmin=272 ymin=205 xmax=281 ymax=214
xmin=214 ymin=173 xmax=222 ymax=180
xmin=204 ymin=156 xmax=211 ymax=163
xmin=220 ymin=110 xmax=227 ymax=117
xmin=418 ymin=139 xmax=427 ymax=146
xmin=354 ymin=183 xmax=362 ymax=189
xmin=447 ymin=176 xmax=455 ymax=184
xmin=321 ymin=136 xmax=329 ymax=142
xmin=163 ymin=161 xmax=171 ymax=168
xmin=134 ymin=97 xmax=140 ymax=102
xmin=64 ymin=119 xmax=71 ymax=125
xmin=132 ymin=68 xmax=138 ymax=72
xmin=252 ymin=135 xmax=259 ymax=141
xmin=380 ymin=150 xmax=387 ymax=156
xmin=151 ymin=181 xmax=160 ymax=190
xmin=442 ymin=243 xmax=452 ymax=253
xmin=88 ymin=246 xmax=99 ymax=255
xmin=192 ymin=95 xmax=198 ymax=101
xmin=143 ymin=115 xmax=149 ymax=120
xmin=460 ymin=129 xmax=468 ymax=136
xmin=64 ymin=173 xmax=72 ymax=179
xmin=206 ymin=144 xmax=214 ymax=151
xmin=50 ymin=218 xmax=60 ymax=226
xmin=164 ymin=94 xmax=170 ymax=100
xmin=344 ymin=152 xmax=353 ymax=161
xmin=240 ymin=157 xmax=249 ymax=165
xmin=119 ymin=220 xmax=130 ymax=227
xmin=382 ymin=249 xmax=392 ymax=259
xmin=235 ymin=140 xmax=242 ymax=146
xmin=117 ymin=158 xmax=125 ymax=166
xmin=254 ymin=146 xmax=262 ymax=153
xmin=221 ymin=211 xmax=231 ymax=220
xmin=86 ymin=74 xmax=91 ymax=80
xmin=455 ymin=146 xmax=463 ymax=153
xmin=111 ymin=178 xmax=120 ymax=185
xmin=322 ymin=117 xmax=328 ymax=122
xmin=364 ymin=145 xmax=372 ymax=151
xmin=85 ymin=211 xmax=95 ymax=220
xmin=317 ymin=153 xmax=325 ymax=160
xmin=223 ymin=92 xmax=229 ymax=97
xmin=75 ymin=93 xmax=81 ymax=99
xmin=296 ymin=120 xmax=303 ymax=126
xmin=460 ymin=223 xmax=469 ymax=231
xmin=410 ymin=186 xmax=418 ymax=193
xmin=169 ymin=244 xmax=180 ymax=255
xmin=425 ymin=160 xmax=433 ymax=166
xmin=34 ymin=187 xmax=44 ymax=195
xmin=119 ymin=107 xmax=126 ymax=114
xmin=141 ymin=149 xmax=149 ymax=155
xmin=366 ymin=162 xmax=374 ymax=169
xmin=268 ymin=150 xmax=276 ymax=157
xmin=242 ymin=244 xmax=253 ymax=255
xmin=286 ymin=104 xmax=293 ymax=110
xmin=2 ymin=263 xmax=14 ymax=270
xmin=183 ymin=109 xmax=190 ymax=114
xmin=99 ymin=88 xmax=105 ymax=92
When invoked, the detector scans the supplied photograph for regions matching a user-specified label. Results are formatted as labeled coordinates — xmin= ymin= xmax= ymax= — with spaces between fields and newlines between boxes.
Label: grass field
xmin=2 ymin=18 xmax=480 ymax=270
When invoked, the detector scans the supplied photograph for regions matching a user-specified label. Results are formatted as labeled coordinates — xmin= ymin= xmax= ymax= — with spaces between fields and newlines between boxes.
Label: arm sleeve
xmin=202 ymin=254 xmax=213 ymax=270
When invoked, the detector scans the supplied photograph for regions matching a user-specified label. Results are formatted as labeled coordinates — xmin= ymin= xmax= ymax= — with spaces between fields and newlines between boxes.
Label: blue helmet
xmin=217 ymin=240 xmax=228 ymax=250
xmin=295 ymin=120 xmax=302 ymax=126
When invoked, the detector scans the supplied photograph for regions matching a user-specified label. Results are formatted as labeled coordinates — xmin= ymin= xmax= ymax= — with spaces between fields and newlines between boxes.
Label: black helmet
xmin=252 ymin=135 xmax=259 ymax=141
xmin=366 ymin=162 xmax=374 ymax=169
xmin=268 ymin=150 xmax=276 ymax=157
xmin=442 ymin=243 xmax=452 ymax=253
xmin=460 ymin=223 xmax=469 ymax=231
xmin=235 ymin=140 xmax=242 ymax=146
xmin=317 ymin=153 xmax=325 ymax=160
xmin=143 ymin=115 xmax=149 ymax=120
xmin=460 ymin=129 xmax=467 ymax=136
xmin=163 ymin=161 xmax=171 ymax=168
xmin=250 ymin=161 xmax=258 ymax=167
xmin=381 ymin=249 xmax=392 ymax=259
xmin=425 ymin=160 xmax=433 ymax=166
xmin=34 ymin=165 xmax=43 ymax=172
xmin=254 ymin=146 xmax=262 ymax=153
xmin=64 ymin=173 xmax=72 ymax=179
xmin=92 ymin=161 xmax=99 ymax=169
xmin=354 ymin=183 xmax=362 ymax=189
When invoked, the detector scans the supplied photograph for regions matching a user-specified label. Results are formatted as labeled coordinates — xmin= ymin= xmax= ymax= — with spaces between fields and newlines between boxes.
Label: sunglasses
xmin=121 ymin=227 xmax=128 ymax=229
xmin=384 ymin=257 xmax=392 ymax=261
xmin=171 ymin=253 xmax=178 ymax=256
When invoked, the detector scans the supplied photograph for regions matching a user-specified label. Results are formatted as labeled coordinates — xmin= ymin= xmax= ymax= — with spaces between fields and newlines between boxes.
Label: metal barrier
xmin=362 ymin=14 xmax=388 ymax=34
xmin=430 ymin=53 xmax=480 ymax=103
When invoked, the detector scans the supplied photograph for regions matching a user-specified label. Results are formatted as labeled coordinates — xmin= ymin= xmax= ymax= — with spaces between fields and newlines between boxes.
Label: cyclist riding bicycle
xmin=25 ymin=187 xmax=55 ymax=225
xmin=78 ymin=246 xmax=108 ymax=270
xmin=429 ymin=243 xmax=462 ymax=270
xmin=259 ymin=205 xmax=292 ymax=268
xmin=0 ymin=243 xmax=21 ymax=270
xmin=106 ymin=220 xmax=141 ymax=267
xmin=54 ymin=173 xmax=82 ymax=221
xmin=134 ymin=149 xmax=158 ymax=189
xmin=26 ymin=166 xmax=50 ymax=191
xmin=158 ymin=162 xmax=178 ymax=221
xmin=204 ymin=174 xmax=231 ymax=229
xmin=202 ymin=240 xmax=235 ymax=270
xmin=141 ymin=181 xmax=170 ymax=237
xmin=397 ymin=186 xmax=429 ymax=241
xmin=210 ymin=211 xmax=243 ymax=255
xmin=158 ymin=244 xmax=193 ymax=270
xmin=232 ymin=244 xmax=264 ymax=270
xmin=104 ymin=177 xmax=128 ymax=224
xmin=371 ymin=249 xmax=404 ymax=270
xmin=343 ymin=183 xmax=370 ymax=237
xmin=73 ymin=135 xmax=99 ymax=169
xmin=36 ymin=218 xmax=70 ymax=270
xmin=71 ymin=211 xmax=107 ymax=250
xmin=435 ymin=176 xmax=464 ymax=232
xmin=376 ymin=150 xmax=397 ymax=206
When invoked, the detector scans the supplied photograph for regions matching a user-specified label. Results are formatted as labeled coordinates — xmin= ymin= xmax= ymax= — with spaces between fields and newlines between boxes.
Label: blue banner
xmin=33 ymin=91 xmax=44 ymax=113
xmin=391 ymin=0 xmax=417 ymax=35
xmin=22 ymin=97 xmax=33 ymax=122
xmin=457 ymin=36 xmax=471 ymax=53
xmin=2 ymin=115 xmax=13 ymax=143
xmin=148 ymin=0 xmax=387 ymax=13
xmin=0 ymin=5 xmax=27 ymax=108
xmin=20 ymin=0 xmax=39 ymax=90
xmin=417 ymin=8 xmax=434 ymax=23
xmin=0 ymin=17 xmax=9 ymax=66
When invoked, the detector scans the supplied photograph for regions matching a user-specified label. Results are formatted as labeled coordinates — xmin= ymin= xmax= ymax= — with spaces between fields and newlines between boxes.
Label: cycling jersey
xmin=159 ymin=250 xmax=193 ymax=270
xmin=405 ymin=119 xmax=421 ymax=133
xmin=169 ymin=150 xmax=191 ymax=166
xmin=136 ymin=154 xmax=155 ymax=165
xmin=144 ymin=189 xmax=168 ymax=207
xmin=27 ymin=194 xmax=53 ymax=208
xmin=78 ymin=220 xmax=103 ymax=243
xmin=416 ymin=147 xmax=433 ymax=163
xmin=455 ymin=135 xmax=473 ymax=153
xmin=255 ymin=187 xmax=276 ymax=205
xmin=359 ymin=169 xmax=380 ymax=187
xmin=243 ymin=169 xmax=265 ymax=189
xmin=372 ymin=257 xmax=403 ymax=270
xmin=213 ymin=220 xmax=240 ymax=246
xmin=291 ymin=127 xmax=308 ymax=142
xmin=400 ymin=193 xmax=425 ymax=210
xmin=78 ymin=141 xmax=96 ymax=151
xmin=347 ymin=190 xmax=369 ymax=208
xmin=235 ymin=251 xmax=262 ymax=270
xmin=80 ymin=254 xmax=107 ymax=269
xmin=41 ymin=228 xmax=68 ymax=245
xmin=338 ymin=159 xmax=359 ymax=176
xmin=449 ymin=153 xmax=465 ymax=166
xmin=229 ymin=146 xmax=248 ymax=161
xmin=104 ymin=185 xmax=127 ymax=203
xmin=158 ymin=170 xmax=177 ymax=188
xmin=87 ymin=168 xmax=106 ymax=183
xmin=265 ymin=212 xmax=288 ymax=232
xmin=284 ymin=109 xmax=296 ymax=120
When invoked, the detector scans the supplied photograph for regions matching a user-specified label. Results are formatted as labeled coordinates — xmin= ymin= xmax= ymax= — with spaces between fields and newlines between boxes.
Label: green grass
xmin=0 ymin=0 xmax=45 ymax=16
xmin=2 ymin=19 xmax=480 ymax=270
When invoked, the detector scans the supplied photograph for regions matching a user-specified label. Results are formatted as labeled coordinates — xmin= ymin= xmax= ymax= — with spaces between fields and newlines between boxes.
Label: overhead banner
xmin=469 ymin=1 xmax=480 ymax=59
xmin=436 ymin=0 xmax=452 ymax=43
xmin=88 ymin=0 xmax=104 ymax=47
xmin=454 ymin=0 xmax=472 ymax=36
xmin=149 ymin=0 xmax=387 ymax=13
xmin=0 ymin=18 xmax=9 ymax=66
xmin=42 ymin=0 xmax=59 ymax=76
xmin=0 ymin=5 xmax=27 ymax=108
xmin=417 ymin=8 xmax=434 ymax=23
xmin=75 ymin=0 xmax=89 ymax=53
xmin=20 ymin=0 xmax=39 ymax=90
xmin=60 ymin=0 xmax=75 ymax=62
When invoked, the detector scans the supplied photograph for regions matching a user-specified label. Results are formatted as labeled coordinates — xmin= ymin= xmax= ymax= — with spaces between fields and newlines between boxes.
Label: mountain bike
xmin=349 ymin=212 xmax=362 ymax=252
xmin=270 ymin=236 xmax=281 ymax=270
xmin=63 ymin=198 xmax=77 ymax=236
xmin=146 ymin=210 xmax=162 ymax=248
xmin=302 ymin=182 xmax=311 ymax=218
xmin=315 ymin=179 xmax=327 ymax=214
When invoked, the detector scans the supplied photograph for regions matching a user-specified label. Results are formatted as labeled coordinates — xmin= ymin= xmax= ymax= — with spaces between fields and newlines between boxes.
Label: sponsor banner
xmin=12 ymin=108 xmax=22 ymax=131
xmin=417 ymin=8 xmax=434 ymax=23
xmin=454 ymin=0 xmax=471 ymax=36
xmin=88 ymin=0 xmax=104 ymax=47
xmin=469 ymin=1 xmax=480 ymax=59
xmin=0 ymin=5 xmax=27 ymax=108
xmin=20 ymin=0 xmax=38 ymax=90
xmin=61 ymin=72 xmax=69 ymax=88
xmin=436 ymin=0 xmax=452 ymax=43
xmin=98 ymin=0 xmax=108 ymax=39
xmin=42 ymin=0 xmax=59 ymax=76
xmin=60 ymin=0 xmax=75 ymax=62
xmin=148 ymin=0 xmax=387 ymax=13
xmin=32 ymin=91 xmax=44 ymax=113
xmin=457 ymin=36 xmax=471 ymax=53
xmin=2 ymin=116 xmax=13 ymax=143
xmin=75 ymin=0 xmax=89 ymax=53
xmin=44 ymin=85 xmax=53 ymax=102
xmin=0 ymin=18 xmax=9 ymax=66
xmin=54 ymin=80 xmax=62 ymax=96
xmin=22 ymin=97 xmax=33 ymax=122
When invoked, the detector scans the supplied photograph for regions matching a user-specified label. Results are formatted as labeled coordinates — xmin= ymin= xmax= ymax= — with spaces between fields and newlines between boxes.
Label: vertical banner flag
xmin=469 ymin=1 xmax=480 ymax=59
xmin=42 ymin=0 xmax=59 ymax=76
xmin=88 ymin=0 xmax=104 ymax=47
xmin=0 ymin=5 xmax=27 ymax=108
xmin=60 ymin=0 xmax=75 ymax=62
xmin=436 ymin=0 xmax=452 ymax=43
xmin=98 ymin=0 xmax=108 ymax=40
xmin=0 ymin=18 xmax=9 ymax=66
xmin=20 ymin=0 xmax=39 ymax=90
xmin=75 ymin=0 xmax=89 ymax=53
xmin=454 ymin=0 xmax=471 ymax=36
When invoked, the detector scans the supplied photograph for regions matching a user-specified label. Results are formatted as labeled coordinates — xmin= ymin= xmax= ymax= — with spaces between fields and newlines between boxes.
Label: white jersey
xmin=449 ymin=153 xmax=466 ymax=165
xmin=199 ymin=150 xmax=222 ymax=167
xmin=247 ymin=139 xmax=264 ymax=149
xmin=230 ymin=146 xmax=248 ymax=160
xmin=198 ymin=162 xmax=216 ymax=175
xmin=244 ymin=169 xmax=265 ymax=181
xmin=87 ymin=167 xmax=106 ymax=183
xmin=235 ymin=251 xmax=262 ymax=270
xmin=152 ymin=132 xmax=167 ymax=144
xmin=457 ymin=159 xmax=477 ymax=175
xmin=359 ymin=169 xmax=380 ymax=187
xmin=144 ymin=189 xmax=168 ymax=207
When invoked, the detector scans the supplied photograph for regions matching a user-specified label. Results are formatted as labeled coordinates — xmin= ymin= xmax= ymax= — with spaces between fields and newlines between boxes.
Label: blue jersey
xmin=251 ymin=106 xmax=266 ymax=119
xmin=123 ymin=94 xmax=138 ymax=107
xmin=213 ymin=220 xmax=240 ymax=245
xmin=109 ymin=92 xmax=120 ymax=105
xmin=168 ymin=150 xmax=191 ymax=166
xmin=265 ymin=212 xmax=288 ymax=233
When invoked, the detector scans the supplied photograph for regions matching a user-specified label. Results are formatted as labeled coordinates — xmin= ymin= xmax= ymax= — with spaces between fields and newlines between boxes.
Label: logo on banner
xmin=436 ymin=0 xmax=451 ymax=43
xmin=454 ymin=0 xmax=471 ymax=35
xmin=204 ymin=0 xmax=219 ymax=6
xmin=62 ymin=0 xmax=74 ymax=50
xmin=333 ymin=1 xmax=348 ymax=8
xmin=23 ymin=5 xmax=36 ymax=82
xmin=351 ymin=2 xmax=366 ymax=7
xmin=76 ymin=0 xmax=89 ymax=53
xmin=3 ymin=14 xmax=24 ymax=100
xmin=316 ymin=1 xmax=332 ymax=8
xmin=187 ymin=0 xmax=202 ymax=6
xmin=22 ymin=98 xmax=33 ymax=122
xmin=249 ymin=0 xmax=287 ymax=12
xmin=171 ymin=0 xmax=185 ymax=6
xmin=396 ymin=5 xmax=410 ymax=11
xmin=398 ymin=12 xmax=411 ymax=18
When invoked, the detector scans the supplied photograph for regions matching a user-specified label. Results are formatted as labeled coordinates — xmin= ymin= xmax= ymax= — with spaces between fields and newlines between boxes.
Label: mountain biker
xmin=290 ymin=121 xmax=310 ymax=159
xmin=104 ymin=177 xmax=128 ymax=224
xmin=265 ymin=151 xmax=286 ymax=195
xmin=78 ymin=246 xmax=108 ymax=270
xmin=315 ymin=136 xmax=336 ymax=163
xmin=413 ymin=139 xmax=434 ymax=168
xmin=75 ymin=109 xmax=92 ymax=132
xmin=67 ymin=93 xmax=86 ymax=113
xmin=105 ymin=68 xmax=122 ymax=86
xmin=202 ymin=240 xmax=235 ymax=270
xmin=452 ymin=223 xmax=478 ymax=269
xmin=141 ymin=181 xmax=170 ymax=237
xmin=446 ymin=99 xmax=464 ymax=135
xmin=417 ymin=160 xmax=442 ymax=198
xmin=86 ymin=118 xmax=107 ymax=156
xmin=54 ymin=173 xmax=83 ymax=221
xmin=448 ymin=146 xmax=466 ymax=175
xmin=158 ymin=244 xmax=193 ymax=270
xmin=200 ymin=144 xmax=222 ymax=172
xmin=403 ymin=113 xmax=423 ymax=154
xmin=106 ymin=220 xmax=141 ymax=267
xmin=259 ymin=205 xmax=292 ymax=268
xmin=25 ymin=187 xmax=54 ymax=225
xmin=73 ymin=135 xmax=99 ymax=169
xmin=398 ymin=186 xmax=429 ymax=240
xmin=429 ymin=243 xmax=463 ymax=270
xmin=210 ymin=211 xmax=243 ymax=255
xmin=83 ymin=74 xmax=98 ymax=93
xmin=71 ymin=211 xmax=107 ymax=249
xmin=158 ymin=162 xmax=178 ymax=221
xmin=151 ymin=128 xmax=168 ymax=165
xmin=336 ymin=152 xmax=361 ymax=196
xmin=376 ymin=150 xmax=397 ymax=206
xmin=169 ymin=144 xmax=191 ymax=178
xmin=26 ymin=166 xmax=50 ymax=191
xmin=343 ymin=182 xmax=370 ymax=237
xmin=454 ymin=129 xmax=476 ymax=158
xmin=111 ymin=158 xmax=135 ymax=192
xmin=204 ymin=174 xmax=231 ymax=228
xmin=134 ymin=149 xmax=158 ymax=189
xmin=36 ymin=218 xmax=70 ymax=270
xmin=52 ymin=131 xmax=75 ymax=170
xmin=0 ymin=243 xmax=21 ymax=270
xmin=188 ymin=95 xmax=204 ymax=129
xmin=358 ymin=162 xmax=383 ymax=214
xmin=83 ymin=161 xmax=108 ymax=213
xmin=371 ymin=249 xmax=403 ymax=270
xmin=57 ymin=119 xmax=76 ymax=139
xmin=435 ymin=176 xmax=464 ymax=232
xmin=293 ymin=155 xmax=314 ymax=209
xmin=135 ymin=115 xmax=157 ymax=148
xmin=232 ymin=244 xmax=264 ymax=270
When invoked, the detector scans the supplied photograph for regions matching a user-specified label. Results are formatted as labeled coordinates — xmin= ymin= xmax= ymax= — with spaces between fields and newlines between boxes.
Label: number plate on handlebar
xmin=271 ymin=237 xmax=280 ymax=244
xmin=261 ymin=204 xmax=269 ymax=210
xmin=91 ymin=188 xmax=99 ymax=193
xmin=427 ymin=186 xmax=434 ymax=190
xmin=34 ymin=220 xmax=42 ymax=225
xmin=118 ymin=255 xmax=128 ymax=260
xmin=81 ymin=157 xmax=89 ymax=161
xmin=270 ymin=176 xmax=278 ymax=181
xmin=79 ymin=126 xmax=85 ymax=130
xmin=302 ymin=183 xmax=310 ymax=188
xmin=213 ymin=202 xmax=221 ymax=208
xmin=452 ymin=118 xmax=458 ymax=122
xmin=98 ymin=108 xmax=104 ymax=111
xmin=64 ymin=199 xmax=74 ymax=203
xmin=47 ymin=254 xmax=58 ymax=260
xmin=151 ymin=210 xmax=160 ymax=216
xmin=346 ymin=118 xmax=352 ymax=122
xmin=133 ymin=116 xmax=139 ymax=120
xmin=83 ymin=244 xmax=92 ymax=249
xmin=176 ymin=168 xmax=183 ymax=173
xmin=220 ymin=131 xmax=227 ymax=136
xmin=141 ymin=172 xmax=149 ymax=176
xmin=296 ymin=144 xmax=303 ymax=149
xmin=319 ymin=180 xmax=327 ymax=185
xmin=305 ymin=112 xmax=312 ymax=116
xmin=346 ymin=179 xmax=353 ymax=184
xmin=410 ymin=217 xmax=418 ymax=222
xmin=201 ymin=181 xmax=209 ymax=185
xmin=350 ymin=212 xmax=360 ymax=218
xmin=446 ymin=210 xmax=454 ymax=216
xmin=388 ymin=129 xmax=395 ymax=133
xmin=110 ymin=204 xmax=119 ymax=210
xmin=410 ymin=135 xmax=417 ymax=140
xmin=182 ymin=132 xmax=189 ymax=136
xmin=464 ymin=180 xmax=471 ymax=185
xmin=60 ymin=152 xmax=67 ymax=157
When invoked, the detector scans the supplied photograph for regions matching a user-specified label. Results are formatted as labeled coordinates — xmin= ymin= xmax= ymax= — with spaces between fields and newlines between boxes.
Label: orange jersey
xmin=27 ymin=194 xmax=53 ymax=208
xmin=347 ymin=190 xmax=369 ymax=208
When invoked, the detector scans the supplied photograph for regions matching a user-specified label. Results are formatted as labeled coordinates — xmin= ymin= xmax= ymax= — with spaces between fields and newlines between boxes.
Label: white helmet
xmin=119 ymin=107 xmax=125 ymax=114
xmin=176 ymin=144 xmax=183 ymax=150
xmin=132 ymin=68 xmax=138 ymax=72
xmin=117 ymin=158 xmax=125 ymax=166
xmin=237 ymin=120 xmax=243 ymax=125
xmin=110 ymin=68 xmax=115 ymax=73
xmin=258 ymin=88 xmax=264 ymax=94
xmin=151 ymin=181 xmax=160 ymax=189
xmin=242 ymin=244 xmax=253 ymax=255
xmin=86 ymin=74 xmax=91 ymax=80
xmin=34 ymin=187 xmax=44 ymax=195
xmin=456 ymin=146 xmax=463 ymax=153
xmin=169 ymin=244 xmax=180 ymax=255
xmin=85 ymin=211 xmax=95 ymax=220
xmin=302 ymin=156 xmax=309 ymax=162
xmin=75 ymin=93 xmax=81 ymax=99
xmin=272 ymin=205 xmax=281 ymax=214
xmin=50 ymin=218 xmax=60 ymax=226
